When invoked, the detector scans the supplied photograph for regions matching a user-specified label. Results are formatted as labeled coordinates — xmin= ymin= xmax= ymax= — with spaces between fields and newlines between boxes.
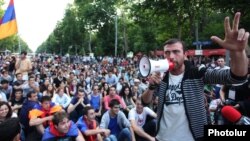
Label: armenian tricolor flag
xmin=29 ymin=102 xmax=62 ymax=127
xmin=0 ymin=0 xmax=18 ymax=40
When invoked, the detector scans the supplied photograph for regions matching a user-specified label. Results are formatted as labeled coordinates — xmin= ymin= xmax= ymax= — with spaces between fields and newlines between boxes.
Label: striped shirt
xmin=153 ymin=67 xmax=247 ymax=141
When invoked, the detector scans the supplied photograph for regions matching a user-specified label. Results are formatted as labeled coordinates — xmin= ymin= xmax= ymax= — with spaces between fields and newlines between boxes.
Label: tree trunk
xmin=123 ymin=22 xmax=128 ymax=57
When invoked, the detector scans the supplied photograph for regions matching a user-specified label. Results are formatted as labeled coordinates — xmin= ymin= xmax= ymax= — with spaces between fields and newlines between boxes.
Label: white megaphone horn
xmin=139 ymin=56 xmax=174 ymax=77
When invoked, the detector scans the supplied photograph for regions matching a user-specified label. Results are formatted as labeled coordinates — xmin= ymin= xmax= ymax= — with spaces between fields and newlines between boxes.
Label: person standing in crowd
xmin=42 ymin=111 xmax=85 ymax=141
xmin=100 ymin=99 xmax=135 ymax=141
xmin=141 ymin=12 xmax=249 ymax=141
xmin=15 ymin=51 xmax=32 ymax=81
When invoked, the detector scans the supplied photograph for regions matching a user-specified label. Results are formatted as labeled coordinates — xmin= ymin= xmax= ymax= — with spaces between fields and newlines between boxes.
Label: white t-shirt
xmin=156 ymin=73 xmax=194 ymax=141
xmin=128 ymin=107 xmax=155 ymax=128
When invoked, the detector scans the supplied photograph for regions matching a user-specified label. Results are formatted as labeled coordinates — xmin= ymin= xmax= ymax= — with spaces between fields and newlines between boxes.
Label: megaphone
xmin=139 ymin=56 xmax=174 ymax=77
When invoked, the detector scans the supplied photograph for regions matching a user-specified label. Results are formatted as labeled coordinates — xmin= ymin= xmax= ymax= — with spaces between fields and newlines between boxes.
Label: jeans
xmin=104 ymin=135 xmax=117 ymax=141
xmin=104 ymin=127 xmax=132 ymax=141
xmin=117 ymin=127 xmax=132 ymax=141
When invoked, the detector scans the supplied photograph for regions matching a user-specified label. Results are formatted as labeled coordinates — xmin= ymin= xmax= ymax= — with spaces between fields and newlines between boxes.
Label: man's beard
xmin=173 ymin=61 xmax=181 ymax=70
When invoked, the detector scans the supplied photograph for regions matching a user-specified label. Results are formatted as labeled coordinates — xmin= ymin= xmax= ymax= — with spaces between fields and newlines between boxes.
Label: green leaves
xmin=34 ymin=0 xmax=250 ymax=56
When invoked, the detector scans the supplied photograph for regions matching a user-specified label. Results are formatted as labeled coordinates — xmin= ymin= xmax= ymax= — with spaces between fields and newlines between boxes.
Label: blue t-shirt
xmin=90 ymin=95 xmax=101 ymax=111
xmin=70 ymin=97 xmax=89 ymax=113
xmin=76 ymin=116 xmax=88 ymax=133
xmin=108 ymin=116 xmax=121 ymax=136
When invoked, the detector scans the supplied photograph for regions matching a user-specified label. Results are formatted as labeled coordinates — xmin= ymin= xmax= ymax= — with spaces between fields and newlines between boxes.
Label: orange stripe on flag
xmin=0 ymin=0 xmax=18 ymax=40
xmin=29 ymin=109 xmax=44 ymax=119
xmin=0 ymin=19 xmax=18 ymax=39
xmin=50 ymin=105 xmax=63 ymax=114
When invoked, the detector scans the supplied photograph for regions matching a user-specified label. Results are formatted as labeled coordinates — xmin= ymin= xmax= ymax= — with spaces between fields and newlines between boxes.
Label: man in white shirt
xmin=214 ymin=57 xmax=230 ymax=99
xmin=214 ymin=57 xmax=230 ymax=70
xmin=129 ymin=98 xmax=157 ymax=141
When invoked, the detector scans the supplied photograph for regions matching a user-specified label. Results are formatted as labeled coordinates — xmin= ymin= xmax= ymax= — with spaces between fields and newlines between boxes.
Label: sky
xmin=3 ymin=0 xmax=73 ymax=52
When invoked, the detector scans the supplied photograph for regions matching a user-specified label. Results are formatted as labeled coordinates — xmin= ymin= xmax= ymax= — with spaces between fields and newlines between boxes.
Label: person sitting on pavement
xmin=42 ymin=111 xmax=85 ymax=141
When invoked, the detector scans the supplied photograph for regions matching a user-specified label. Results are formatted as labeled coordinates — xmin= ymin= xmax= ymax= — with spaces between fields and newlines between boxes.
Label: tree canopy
xmin=1 ymin=0 xmax=249 ymax=56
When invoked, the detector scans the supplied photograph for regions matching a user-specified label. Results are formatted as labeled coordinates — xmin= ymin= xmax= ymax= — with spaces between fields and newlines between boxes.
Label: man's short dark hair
xmin=15 ymin=73 xmax=22 ymax=77
xmin=15 ymin=89 xmax=23 ymax=94
xmin=109 ymin=99 xmax=120 ymax=108
xmin=163 ymin=38 xmax=187 ymax=52
xmin=21 ymin=51 xmax=27 ymax=55
xmin=28 ymin=75 xmax=35 ymax=80
xmin=0 ymin=79 xmax=9 ymax=84
xmin=41 ymin=95 xmax=51 ymax=103
xmin=27 ymin=90 xmax=36 ymax=98
xmin=109 ymin=85 xmax=116 ymax=91
xmin=78 ymin=88 xmax=85 ymax=93
xmin=52 ymin=111 xmax=69 ymax=126
xmin=82 ymin=106 xmax=94 ymax=116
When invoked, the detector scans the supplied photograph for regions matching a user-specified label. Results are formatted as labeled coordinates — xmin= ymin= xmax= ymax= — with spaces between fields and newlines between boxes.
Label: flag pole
xmin=18 ymin=33 xmax=21 ymax=53
xmin=14 ymin=0 xmax=20 ymax=53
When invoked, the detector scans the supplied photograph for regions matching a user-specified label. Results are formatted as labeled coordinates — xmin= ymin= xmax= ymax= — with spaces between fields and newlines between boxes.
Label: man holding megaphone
xmin=141 ymin=12 xmax=249 ymax=141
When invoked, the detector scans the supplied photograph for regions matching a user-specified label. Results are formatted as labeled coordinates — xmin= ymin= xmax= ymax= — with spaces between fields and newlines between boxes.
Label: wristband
xmin=148 ymin=84 xmax=158 ymax=90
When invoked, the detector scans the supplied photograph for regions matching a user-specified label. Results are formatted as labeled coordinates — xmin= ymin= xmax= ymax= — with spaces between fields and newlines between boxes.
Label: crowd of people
xmin=0 ymin=48 xmax=158 ymax=141
xmin=0 ymin=12 xmax=249 ymax=141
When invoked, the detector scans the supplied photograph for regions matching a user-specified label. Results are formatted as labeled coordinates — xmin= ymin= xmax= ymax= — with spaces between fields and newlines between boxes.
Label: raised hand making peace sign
xmin=211 ymin=12 xmax=249 ymax=76
xmin=211 ymin=12 xmax=249 ymax=52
